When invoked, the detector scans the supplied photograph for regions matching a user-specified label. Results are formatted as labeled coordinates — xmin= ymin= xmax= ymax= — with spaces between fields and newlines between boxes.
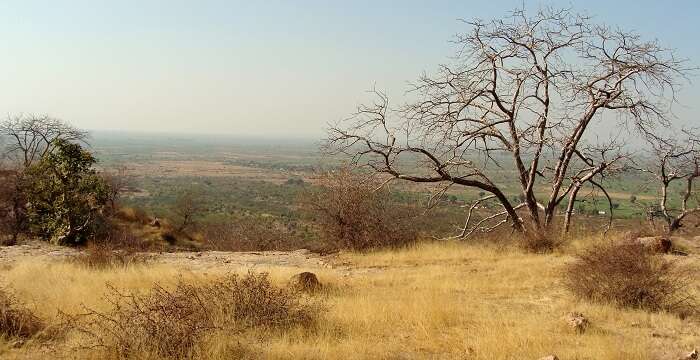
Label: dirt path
xmin=0 ymin=241 xmax=338 ymax=273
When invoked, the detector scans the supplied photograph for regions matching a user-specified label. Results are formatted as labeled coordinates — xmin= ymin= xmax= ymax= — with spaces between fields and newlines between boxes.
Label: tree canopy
xmin=22 ymin=139 xmax=109 ymax=245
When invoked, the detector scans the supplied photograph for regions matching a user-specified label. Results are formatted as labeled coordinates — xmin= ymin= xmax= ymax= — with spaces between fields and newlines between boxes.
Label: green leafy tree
xmin=22 ymin=139 xmax=109 ymax=245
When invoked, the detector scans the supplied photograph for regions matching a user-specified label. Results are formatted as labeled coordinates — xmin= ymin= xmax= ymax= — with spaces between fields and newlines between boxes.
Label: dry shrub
xmin=74 ymin=272 xmax=321 ymax=359
xmin=75 ymin=225 xmax=150 ymax=269
xmin=564 ymin=241 xmax=695 ymax=315
xmin=520 ymin=232 xmax=562 ymax=253
xmin=74 ymin=242 xmax=147 ymax=269
xmin=302 ymin=169 xmax=419 ymax=251
xmin=203 ymin=215 xmax=311 ymax=252
xmin=204 ymin=271 xmax=319 ymax=329
xmin=0 ymin=287 xmax=44 ymax=339
xmin=102 ymin=223 xmax=154 ymax=251
xmin=113 ymin=207 xmax=149 ymax=225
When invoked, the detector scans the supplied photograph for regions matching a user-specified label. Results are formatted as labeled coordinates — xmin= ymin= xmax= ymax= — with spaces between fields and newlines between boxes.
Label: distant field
xmin=90 ymin=131 xmax=694 ymax=226
xmin=123 ymin=160 xmax=299 ymax=183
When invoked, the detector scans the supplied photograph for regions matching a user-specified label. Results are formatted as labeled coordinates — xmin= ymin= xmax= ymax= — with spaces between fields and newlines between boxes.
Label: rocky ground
xmin=0 ymin=240 xmax=339 ymax=273
xmin=153 ymin=248 xmax=333 ymax=271
xmin=0 ymin=241 xmax=79 ymax=265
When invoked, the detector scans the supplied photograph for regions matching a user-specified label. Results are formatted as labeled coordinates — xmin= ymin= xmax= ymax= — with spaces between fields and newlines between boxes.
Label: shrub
xmin=203 ymin=215 xmax=312 ymax=251
xmin=520 ymin=232 xmax=562 ymax=253
xmin=75 ymin=272 xmax=322 ymax=359
xmin=73 ymin=222 xmax=152 ymax=269
xmin=0 ymin=287 xmax=44 ymax=339
xmin=74 ymin=242 xmax=147 ymax=269
xmin=100 ymin=223 xmax=153 ymax=252
xmin=302 ymin=169 xmax=419 ymax=251
xmin=203 ymin=271 xmax=319 ymax=330
xmin=564 ymin=241 xmax=695 ymax=315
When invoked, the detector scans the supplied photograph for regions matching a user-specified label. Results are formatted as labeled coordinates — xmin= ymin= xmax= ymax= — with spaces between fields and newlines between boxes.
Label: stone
xmin=636 ymin=236 xmax=672 ymax=254
xmin=288 ymin=272 xmax=322 ymax=293
xmin=565 ymin=312 xmax=589 ymax=333
xmin=149 ymin=218 xmax=161 ymax=228
xmin=680 ymin=349 xmax=698 ymax=360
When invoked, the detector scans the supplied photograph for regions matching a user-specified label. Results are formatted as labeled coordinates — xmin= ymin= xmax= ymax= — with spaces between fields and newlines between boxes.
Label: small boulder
xmin=538 ymin=356 xmax=559 ymax=360
xmin=288 ymin=272 xmax=322 ymax=293
xmin=636 ymin=236 xmax=672 ymax=254
xmin=564 ymin=312 xmax=589 ymax=334
xmin=149 ymin=218 xmax=161 ymax=228
xmin=680 ymin=349 xmax=698 ymax=360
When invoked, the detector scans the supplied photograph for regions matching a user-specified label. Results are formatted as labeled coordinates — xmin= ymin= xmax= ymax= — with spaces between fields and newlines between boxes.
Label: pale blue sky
xmin=0 ymin=1 xmax=697 ymax=137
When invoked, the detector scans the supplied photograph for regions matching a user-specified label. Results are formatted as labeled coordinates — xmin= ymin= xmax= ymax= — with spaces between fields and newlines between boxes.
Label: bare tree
xmin=171 ymin=189 xmax=206 ymax=233
xmin=637 ymin=130 xmax=699 ymax=233
xmin=101 ymin=166 xmax=131 ymax=213
xmin=0 ymin=114 xmax=89 ymax=167
xmin=326 ymin=7 xmax=689 ymax=239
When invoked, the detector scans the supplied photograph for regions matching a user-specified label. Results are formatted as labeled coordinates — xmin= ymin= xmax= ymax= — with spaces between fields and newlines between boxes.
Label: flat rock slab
xmin=0 ymin=242 xmax=333 ymax=273
xmin=0 ymin=241 xmax=79 ymax=264
xmin=153 ymin=249 xmax=332 ymax=271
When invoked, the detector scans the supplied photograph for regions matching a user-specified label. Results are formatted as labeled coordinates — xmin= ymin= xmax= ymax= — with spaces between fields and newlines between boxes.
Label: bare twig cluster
xmin=0 ymin=114 xmax=88 ymax=168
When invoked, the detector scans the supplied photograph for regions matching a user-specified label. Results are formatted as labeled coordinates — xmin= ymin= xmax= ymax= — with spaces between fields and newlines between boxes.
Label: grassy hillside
xmin=1 ymin=237 xmax=697 ymax=359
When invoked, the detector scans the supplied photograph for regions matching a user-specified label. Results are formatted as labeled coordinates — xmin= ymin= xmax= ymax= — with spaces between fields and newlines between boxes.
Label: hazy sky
xmin=0 ymin=1 xmax=698 ymax=138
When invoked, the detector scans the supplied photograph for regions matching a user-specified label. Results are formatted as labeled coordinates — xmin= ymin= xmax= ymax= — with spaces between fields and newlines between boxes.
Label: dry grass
xmin=0 ymin=239 xmax=697 ymax=359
